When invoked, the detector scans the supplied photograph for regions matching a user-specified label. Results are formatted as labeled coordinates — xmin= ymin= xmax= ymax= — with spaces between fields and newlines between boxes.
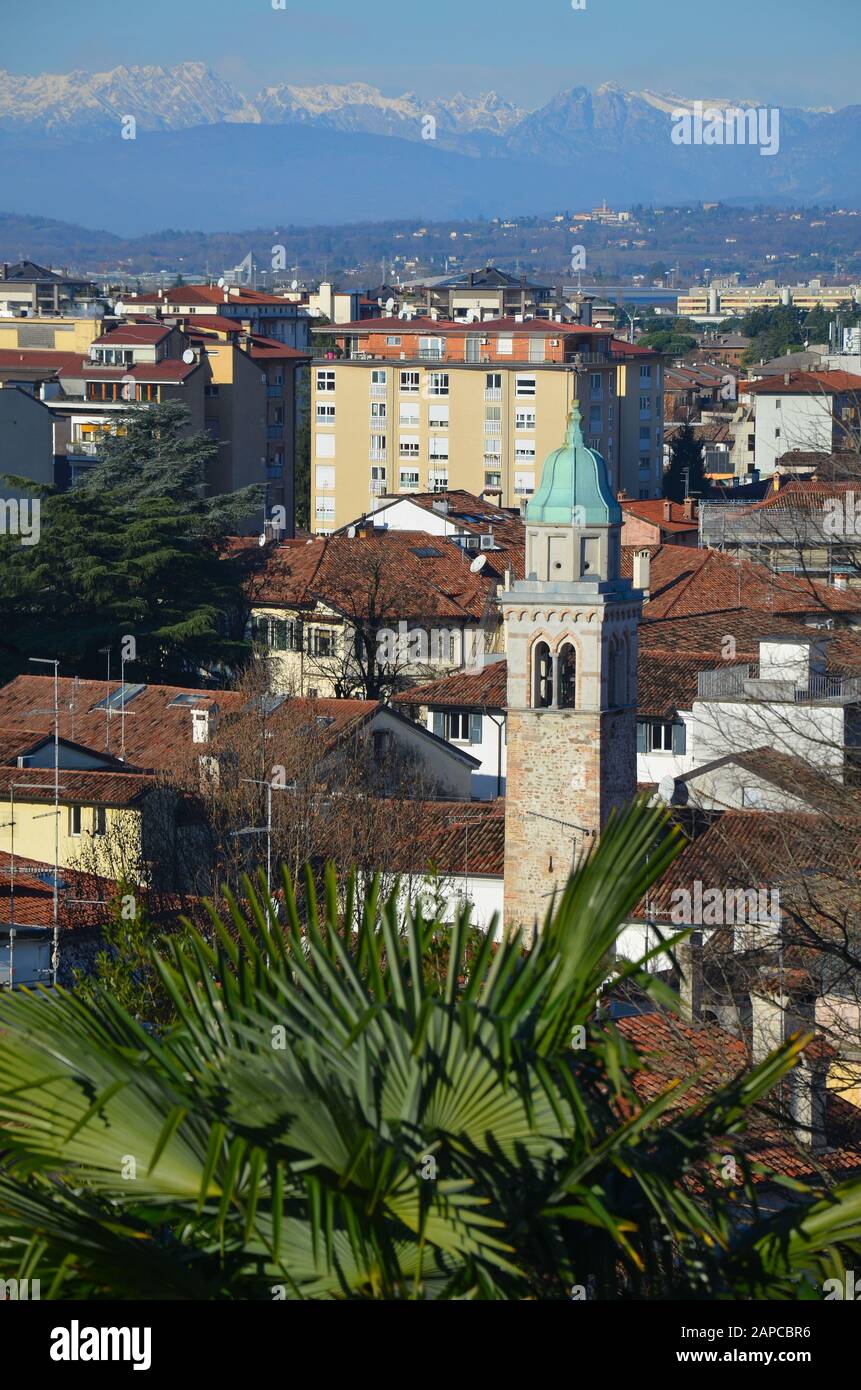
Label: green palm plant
xmin=0 ymin=798 xmax=859 ymax=1300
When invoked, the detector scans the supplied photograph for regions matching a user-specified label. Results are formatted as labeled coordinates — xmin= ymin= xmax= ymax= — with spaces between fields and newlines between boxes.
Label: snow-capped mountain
xmin=254 ymin=82 xmax=523 ymax=139
xmin=0 ymin=62 xmax=258 ymax=134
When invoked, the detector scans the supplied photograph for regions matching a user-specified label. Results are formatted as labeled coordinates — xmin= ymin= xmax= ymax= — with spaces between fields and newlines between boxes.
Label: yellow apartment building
xmin=309 ymin=317 xmax=663 ymax=532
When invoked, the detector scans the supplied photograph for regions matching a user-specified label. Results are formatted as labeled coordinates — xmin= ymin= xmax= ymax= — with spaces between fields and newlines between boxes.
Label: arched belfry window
xmin=533 ymin=641 xmax=553 ymax=708
xmin=557 ymin=642 xmax=577 ymax=708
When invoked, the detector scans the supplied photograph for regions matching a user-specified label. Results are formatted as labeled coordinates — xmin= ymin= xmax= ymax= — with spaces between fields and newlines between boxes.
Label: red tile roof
xmin=621 ymin=498 xmax=699 ymax=532
xmin=0 ymin=765 xmax=153 ymax=807
xmin=0 ymin=349 xmax=83 ymax=376
xmin=324 ymin=315 xmax=612 ymax=338
xmin=621 ymin=544 xmax=861 ymax=620
xmin=745 ymin=370 xmax=861 ymax=395
xmin=393 ymin=661 xmax=508 ymax=711
xmin=614 ymin=1009 xmax=861 ymax=1182
xmin=93 ymin=323 xmax=171 ymax=346
xmin=126 ymin=285 xmax=298 ymax=308
xmin=72 ymin=360 xmax=199 ymax=383
xmin=247 ymin=530 xmax=519 ymax=622
xmin=388 ymin=798 xmax=504 ymax=877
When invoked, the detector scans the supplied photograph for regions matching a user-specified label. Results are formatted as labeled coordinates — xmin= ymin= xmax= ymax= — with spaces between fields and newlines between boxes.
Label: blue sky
xmin=3 ymin=0 xmax=859 ymax=110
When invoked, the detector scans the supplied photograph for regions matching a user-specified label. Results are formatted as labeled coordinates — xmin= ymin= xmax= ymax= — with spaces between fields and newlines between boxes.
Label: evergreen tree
xmin=0 ymin=402 xmax=263 ymax=684
xmin=663 ymin=423 xmax=705 ymax=502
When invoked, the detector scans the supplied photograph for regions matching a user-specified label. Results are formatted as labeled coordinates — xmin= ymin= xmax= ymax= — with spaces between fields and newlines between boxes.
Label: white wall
xmin=691 ymin=698 xmax=846 ymax=772
xmin=637 ymin=711 xmax=697 ymax=786
xmin=754 ymin=393 xmax=834 ymax=475
xmin=426 ymin=708 xmax=506 ymax=799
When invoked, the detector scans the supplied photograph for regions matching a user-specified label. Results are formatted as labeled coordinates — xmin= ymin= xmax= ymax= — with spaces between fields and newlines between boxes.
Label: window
xmin=315 ymin=464 xmax=335 ymax=491
xmin=428 ymin=372 xmax=449 ymax=396
xmin=515 ymin=408 xmax=536 ymax=431
xmin=429 ymin=436 xmax=449 ymax=460
xmin=69 ymin=806 xmax=82 ymax=836
xmin=438 ymin=710 xmax=483 ymax=743
xmin=638 ymin=487 xmax=650 ymax=498
xmin=497 ymin=335 xmax=513 ymax=355
xmin=484 ymin=471 xmax=501 ymax=489
xmin=429 ymin=468 xmax=449 ymax=492
xmin=420 ymin=336 xmax=445 ymax=359
xmin=429 ymin=404 xmax=449 ymax=429
xmin=557 ymin=643 xmax=576 ymax=708
xmin=516 ymin=375 xmax=536 ymax=398
xmin=533 ymin=641 xmax=552 ymax=708
xmin=316 ymin=402 xmax=335 ymax=423
xmin=386 ymin=336 xmax=402 ymax=347
xmin=639 ymin=426 xmax=651 ymax=444
xmin=370 ymin=434 xmax=387 ymax=458
xmin=590 ymin=405 xmax=603 ymax=432
xmin=484 ymin=437 xmax=502 ymax=457
xmin=205 ymin=383 xmax=220 ymax=398
xmin=307 ymin=627 xmax=336 ymax=658
xmin=775 ymin=399 xmax=781 ymax=410
xmin=316 ymin=435 xmax=336 ymax=459
xmin=639 ymin=365 xmax=652 ymax=382
xmin=639 ymin=395 xmax=651 ymax=414
xmin=315 ymin=497 xmax=335 ymax=521
xmin=93 ymin=807 xmax=107 ymax=837
xmin=371 ymin=368 xmax=387 ymax=386
xmin=774 ymin=427 xmax=781 ymax=439
xmin=370 ymin=402 xmax=387 ymax=424
xmin=515 ymin=441 xmax=536 ymax=462
xmin=514 ymin=471 xmax=534 ymax=496
xmin=399 ymin=468 xmax=420 ymax=490
xmin=400 ymin=370 xmax=420 ymax=393
xmin=316 ymin=369 xmax=336 ymax=392
xmin=370 ymin=464 xmax=387 ymax=492
xmin=399 ymin=402 xmax=420 ymax=428
xmin=528 ymin=337 xmax=546 ymax=363
xmin=486 ymin=372 xmax=502 ymax=398
xmin=399 ymin=435 xmax=420 ymax=458
xmin=637 ymin=720 xmax=686 ymax=754
xmin=590 ymin=373 xmax=602 ymax=392
xmin=485 ymin=404 xmax=501 ymax=433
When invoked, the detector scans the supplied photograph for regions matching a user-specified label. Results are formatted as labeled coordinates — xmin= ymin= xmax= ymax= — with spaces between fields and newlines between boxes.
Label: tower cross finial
xmin=566 ymin=401 xmax=584 ymax=447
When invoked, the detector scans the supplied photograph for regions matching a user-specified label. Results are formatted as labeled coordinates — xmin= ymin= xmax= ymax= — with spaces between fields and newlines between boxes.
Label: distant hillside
xmin=0 ymin=63 xmax=859 ymax=235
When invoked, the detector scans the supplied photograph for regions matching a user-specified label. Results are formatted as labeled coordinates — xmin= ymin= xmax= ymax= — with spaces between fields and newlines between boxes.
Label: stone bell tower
xmin=502 ymin=404 xmax=642 ymax=932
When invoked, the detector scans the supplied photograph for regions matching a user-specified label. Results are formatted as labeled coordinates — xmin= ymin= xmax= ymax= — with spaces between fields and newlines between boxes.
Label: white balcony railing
xmin=370 ymin=384 xmax=387 ymax=400
xmin=485 ymin=388 xmax=502 ymax=401
xmin=67 ymin=438 xmax=101 ymax=457
xmin=370 ymin=448 xmax=387 ymax=462
xmin=369 ymin=480 xmax=387 ymax=495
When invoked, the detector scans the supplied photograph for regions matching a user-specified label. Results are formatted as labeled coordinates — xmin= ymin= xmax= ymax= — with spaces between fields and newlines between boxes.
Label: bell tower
xmin=502 ymin=405 xmax=642 ymax=931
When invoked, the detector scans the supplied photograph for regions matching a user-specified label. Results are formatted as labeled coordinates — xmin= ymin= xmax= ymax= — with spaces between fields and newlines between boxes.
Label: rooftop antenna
xmin=98 ymin=646 xmax=112 ymax=753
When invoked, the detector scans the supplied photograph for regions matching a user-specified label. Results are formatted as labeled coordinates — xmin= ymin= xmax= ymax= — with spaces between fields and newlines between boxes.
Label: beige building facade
xmin=310 ymin=318 xmax=663 ymax=533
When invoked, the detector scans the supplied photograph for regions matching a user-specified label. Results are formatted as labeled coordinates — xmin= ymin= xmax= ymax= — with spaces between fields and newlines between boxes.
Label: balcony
xmin=370 ymin=384 xmax=387 ymax=400
xmin=485 ymin=387 xmax=502 ymax=402
xmin=370 ymin=447 xmax=387 ymax=462
xmin=697 ymin=663 xmax=861 ymax=705
xmin=267 ymin=385 xmax=283 ymax=399
xmin=484 ymin=419 xmax=502 ymax=435
xmin=369 ymin=416 xmax=388 ymax=430
xmin=369 ymin=480 xmax=387 ymax=495
xmin=66 ymin=438 xmax=101 ymax=458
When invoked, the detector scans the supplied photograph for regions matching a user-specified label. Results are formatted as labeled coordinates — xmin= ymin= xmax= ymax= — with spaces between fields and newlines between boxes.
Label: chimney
xmin=834 ymin=574 xmax=848 ymax=591
xmin=676 ymin=930 xmax=702 ymax=1022
xmin=683 ymin=497 xmax=695 ymax=521
xmin=580 ymin=297 xmax=593 ymax=327
xmin=662 ymin=499 xmax=673 ymax=521
xmin=749 ymin=971 xmax=827 ymax=1148
xmin=1 ymin=263 xmax=7 ymax=282
xmin=784 ymin=372 xmax=790 ymax=385
xmin=633 ymin=548 xmax=651 ymax=595
xmin=191 ymin=704 xmax=219 ymax=744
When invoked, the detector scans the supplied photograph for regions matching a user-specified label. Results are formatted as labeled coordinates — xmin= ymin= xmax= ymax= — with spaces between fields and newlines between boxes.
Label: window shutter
xmin=636 ymin=722 xmax=647 ymax=754
xmin=469 ymin=713 xmax=483 ymax=745
xmin=432 ymin=711 xmax=444 ymax=738
xmin=671 ymin=721 xmax=687 ymax=754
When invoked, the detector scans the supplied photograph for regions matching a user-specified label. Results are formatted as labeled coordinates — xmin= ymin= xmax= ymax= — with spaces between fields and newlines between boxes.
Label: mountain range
xmin=0 ymin=62 xmax=858 ymax=233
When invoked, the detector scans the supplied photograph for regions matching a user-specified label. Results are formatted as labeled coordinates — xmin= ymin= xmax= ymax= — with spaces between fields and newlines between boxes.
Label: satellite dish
xmin=114 ymin=300 xmax=125 ymax=316
xmin=347 ymin=525 xmax=357 ymax=538
xmin=398 ymin=307 xmax=407 ymax=320
xmin=291 ymin=279 xmax=299 ymax=291
xmin=217 ymin=277 xmax=226 ymax=288
xmin=385 ymin=297 xmax=395 ymax=314
xmin=258 ymin=533 xmax=267 ymax=547
xmin=182 ymin=348 xmax=195 ymax=364
xmin=469 ymin=554 xmax=487 ymax=573
xmin=658 ymin=775 xmax=676 ymax=804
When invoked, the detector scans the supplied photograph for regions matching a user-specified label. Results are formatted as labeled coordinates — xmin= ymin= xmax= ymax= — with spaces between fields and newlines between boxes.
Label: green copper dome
xmin=526 ymin=404 xmax=622 ymax=527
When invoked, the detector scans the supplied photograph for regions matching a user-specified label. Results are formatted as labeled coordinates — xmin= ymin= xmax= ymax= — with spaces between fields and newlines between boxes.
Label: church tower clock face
xmin=502 ymin=404 xmax=643 ymax=933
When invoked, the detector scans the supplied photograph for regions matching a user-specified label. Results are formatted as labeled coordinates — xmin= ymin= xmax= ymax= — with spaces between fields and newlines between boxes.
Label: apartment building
xmin=0 ymin=260 xmax=99 ymax=316
xmin=125 ymin=283 xmax=311 ymax=351
xmin=404 ymin=266 xmax=561 ymax=322
xmin=310 ymin=316 xmax=663 ymax=531
xmin=678 ymin=279 xmax=861 ymax=319
xmin=742 ymin=369 xmax=861 ymax=476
